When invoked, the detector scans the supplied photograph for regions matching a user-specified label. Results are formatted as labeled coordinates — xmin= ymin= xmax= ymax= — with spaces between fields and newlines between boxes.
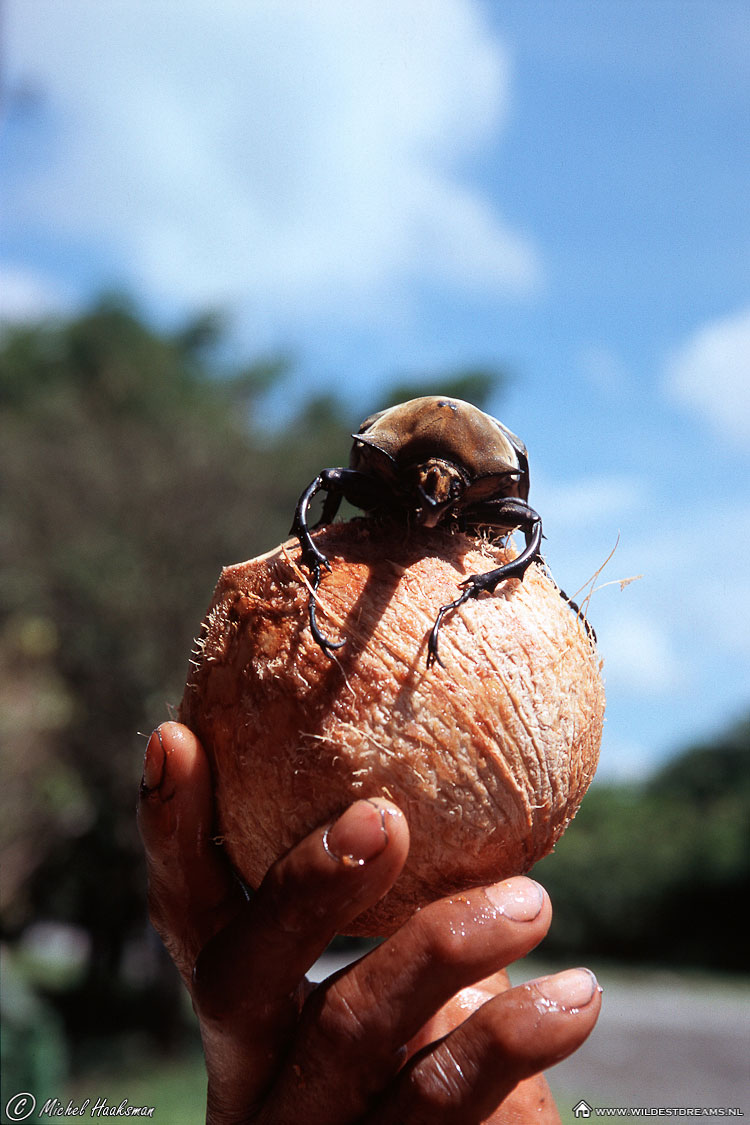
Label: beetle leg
xmin=291 ymin=467 xmax=382 ymax=659
xmin=427 ymin=500 xmax=542 ymax=668
xmin=547 ymin=580 xmax=597 ymax=643
xmin=426 ymin=585 xmax=475 ymax=668
xmin=291 ymin=471 xmax=334 ymax=572
xmin=475 ymin=496 xmax=595 ymax=640
xmin=290 ymin=469 xmax=348 ymax=656
xmin=317 ymin=487 xmax=344 ymax=529
xmin=306 ymin=567 xmax=347 ymax=657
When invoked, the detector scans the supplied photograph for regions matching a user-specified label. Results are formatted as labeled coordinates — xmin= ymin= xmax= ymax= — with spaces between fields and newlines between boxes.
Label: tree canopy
xmin=533 ymin=715 xmax=749 ymax=971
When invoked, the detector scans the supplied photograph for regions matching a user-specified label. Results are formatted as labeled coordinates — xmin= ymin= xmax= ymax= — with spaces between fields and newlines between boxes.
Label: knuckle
xmin=257 ymin=876 xmax=302 ymax=936
xmin=310 ymin=973 xmax=371 ymax=1051
xmin=416 ymin=907 xmax=473 ymax=972
xmin=299 ymin=968 xmax=412 ymax=1107
xmin=403 ymin=1040 xmax=476 ymax=1116
xmin=145 ymin=884 xmax=167 ymax=933
xmin=256 ymin=852 xmax=326 ymax=939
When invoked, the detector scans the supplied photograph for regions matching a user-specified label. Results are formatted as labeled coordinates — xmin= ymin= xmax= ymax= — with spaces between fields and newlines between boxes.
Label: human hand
xmin=138 ymin=722 xmax=601 ymax=1123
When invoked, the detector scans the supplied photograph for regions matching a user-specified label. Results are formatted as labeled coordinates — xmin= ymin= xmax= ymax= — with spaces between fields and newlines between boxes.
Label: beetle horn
xmin=416 ymin=489 xmax=444 ymax=527
xmin=414 ymin=460 xmax=466 ymax=527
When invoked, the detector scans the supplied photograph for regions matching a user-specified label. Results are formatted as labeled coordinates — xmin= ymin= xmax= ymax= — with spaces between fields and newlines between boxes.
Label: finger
xmin=193 ymin=798 xmax=409 ymax=1113
xmin=193 ymin=797 xmax=409 ymax=1020
xmin=403 ymin=970 xmax=561 ymax=1124
xmin=370 ymin=967 xmax=602 ymax=1125
xmin=404 ymin=968 xmax=512 ymax=1059
xmin=265 ymin=876 xmax=552 ymax=1123
xmin=137 ymin=722 xmax=245 ymax=982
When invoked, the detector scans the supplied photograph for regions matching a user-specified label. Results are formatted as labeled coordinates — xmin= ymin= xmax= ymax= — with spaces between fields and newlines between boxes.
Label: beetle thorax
xmin=408 ymin=458 xmax=468 ymax=527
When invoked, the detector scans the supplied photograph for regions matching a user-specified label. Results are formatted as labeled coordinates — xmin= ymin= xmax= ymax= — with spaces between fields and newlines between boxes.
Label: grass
xmin=60 ymin=1046 xmax=594 ymax=1123
xmin=63 ymin=1050 xmax=207 ymax=1124
xmin=552 ymin=1089 xmax=599 ymax=1124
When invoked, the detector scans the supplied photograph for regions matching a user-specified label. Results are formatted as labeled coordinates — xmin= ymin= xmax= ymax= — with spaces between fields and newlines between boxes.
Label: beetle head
xmin=409 ymin=458 xmax=468 ymax=527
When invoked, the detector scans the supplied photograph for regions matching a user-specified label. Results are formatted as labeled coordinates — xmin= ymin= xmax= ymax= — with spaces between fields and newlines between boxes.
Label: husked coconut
xmin=180 ymin=521 xmax=604 ymax=936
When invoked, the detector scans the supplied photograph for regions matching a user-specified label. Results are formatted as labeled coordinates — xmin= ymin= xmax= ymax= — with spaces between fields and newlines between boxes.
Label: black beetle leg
xmin=305 ymin=559 xmax=347 ymax=658
xmin=427 ymin=503 xmax=543 ymax=668
xmin=426 ymin=585 xmax=476 ymax=668
xmin=553 ymin=583 xmax=597 ymax=643
xmin=291 ymin=472 xmax=335 ymax=574
xmin=290 ymin=469 xmax=348 ymax=657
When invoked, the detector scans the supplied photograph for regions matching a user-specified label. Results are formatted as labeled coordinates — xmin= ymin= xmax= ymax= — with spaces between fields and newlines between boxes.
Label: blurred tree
xmin=648 ymin=716 xmax=750 ymax=808
xmin=533 ymin=714 xmax=750 ymax=971
xmin=1 ymin=298 xmax=507 ymax=1061
xmin=377 ymin=367 xmax=502 ymax=413
xmin=0 ymin=298 xmax=352 ymax=1056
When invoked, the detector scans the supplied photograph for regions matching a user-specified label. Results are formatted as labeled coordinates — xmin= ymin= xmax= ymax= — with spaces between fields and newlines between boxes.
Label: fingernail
xmin=323 ymin=800 xmax=389 ymax=867
xmin=141 ymin=728 xmax=165 ymax=792
xmin=535 ymin=968 xmax=599 ymax=1011
xmin=484 ymin=878 xmax=545 ymax=922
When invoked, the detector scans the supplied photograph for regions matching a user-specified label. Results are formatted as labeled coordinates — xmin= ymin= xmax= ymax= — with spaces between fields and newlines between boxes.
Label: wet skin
xmin=138 ymin=722 xmax=601 ymax=1124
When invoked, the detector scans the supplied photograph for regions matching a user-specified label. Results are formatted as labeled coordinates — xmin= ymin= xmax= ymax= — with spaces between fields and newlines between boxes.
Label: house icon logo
xmin=573 ymin=1101 xmax=592 ymax=1119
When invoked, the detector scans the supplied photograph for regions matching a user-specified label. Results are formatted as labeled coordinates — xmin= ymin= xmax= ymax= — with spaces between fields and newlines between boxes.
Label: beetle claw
xmin=426 ymin=624 xmax=446 ymax=669
xmin=309 ymin=596 xmax=345 ymax=656
xmin=306 ymin=564 xmax=346 ymax=660
xmin=311 ymin=621 xmax=346 ymax=659
xmin=301 ymin=545 xmax=330 ymax=574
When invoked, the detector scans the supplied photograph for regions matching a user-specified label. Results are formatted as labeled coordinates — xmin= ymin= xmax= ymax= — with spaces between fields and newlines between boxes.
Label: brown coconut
xmin=180 ymin=521 xmax=604 ymax=936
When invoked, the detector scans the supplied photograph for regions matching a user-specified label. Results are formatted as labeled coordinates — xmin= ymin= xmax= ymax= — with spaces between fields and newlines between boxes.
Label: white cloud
xmin=534 ymin=473 xmax=644 ymax=530
xmin=596 ymin=732 xmax=658 ymax=782
xmin=669 ymin=500 xmax=750 ymax=659
xmin=598 ymin=611 xmax=683 ymax=695
xmin=704 ymin=571 xmax=750 ymax=657
xmin=0 ymin=265 xmax=72 ymax=323
xmin=665 ymin=306 xmax=750 ymax=451
xmin=5 ymin=0 xmax=540 ymax=334
xmin=581 ymin=495 xmax=750 ymax=715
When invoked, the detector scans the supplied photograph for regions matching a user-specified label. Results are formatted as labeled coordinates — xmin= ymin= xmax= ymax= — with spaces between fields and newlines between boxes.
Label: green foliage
xmin=1 ymin=298 xmax=509 ymax=1061
xmin=0 ymin=949 xmax=68 ymax=1101
xmin=63 ymin=1049 xmax=207 ymax=1124
xmin=0 ymin=298 xmax=358 ymax=1056
xmin=534 ymin=715 xmax=750 ymax=971
xmin=648 ymin=716 xmax=750 ymax=806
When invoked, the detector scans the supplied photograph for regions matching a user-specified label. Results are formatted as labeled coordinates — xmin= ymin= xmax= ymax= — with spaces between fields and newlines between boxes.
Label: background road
xmin=543 ymin=965 xmax=749 ymax=1114
xmin=313 ymin=951 xmax=749 ymax=1113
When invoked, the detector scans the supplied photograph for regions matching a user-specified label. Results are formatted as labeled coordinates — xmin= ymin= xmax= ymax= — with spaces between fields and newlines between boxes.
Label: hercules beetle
xmin=291 ymin=395 xmax=587 ymax=667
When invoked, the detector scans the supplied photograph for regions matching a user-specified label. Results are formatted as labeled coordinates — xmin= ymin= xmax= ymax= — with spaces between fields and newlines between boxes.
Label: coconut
xmin=180 ymin=521 xmax=604 ymax=936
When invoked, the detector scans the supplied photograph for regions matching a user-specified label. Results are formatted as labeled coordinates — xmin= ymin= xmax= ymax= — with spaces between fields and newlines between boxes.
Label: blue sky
xmin=2 ymin=0 xmax=748 ymax=779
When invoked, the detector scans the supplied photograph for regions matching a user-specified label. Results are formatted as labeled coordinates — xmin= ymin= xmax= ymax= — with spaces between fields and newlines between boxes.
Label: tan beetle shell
xmin=351 ymin=395 xmax=529 ymax=503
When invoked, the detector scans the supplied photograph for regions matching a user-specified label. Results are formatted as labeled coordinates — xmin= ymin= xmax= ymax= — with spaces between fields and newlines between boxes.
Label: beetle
xmin=291 ymin=395 xmax=586 ymax=667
